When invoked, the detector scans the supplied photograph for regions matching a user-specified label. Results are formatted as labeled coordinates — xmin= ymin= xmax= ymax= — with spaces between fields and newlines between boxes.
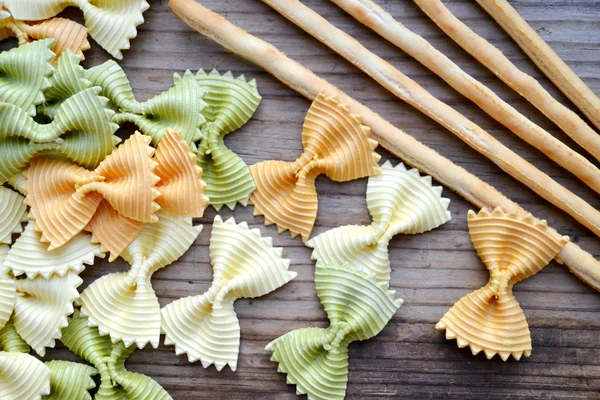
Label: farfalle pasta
xmin=0 ymin=323 xmax=51 ymax=400
xmin=38 ymin=56 xmax=207 ymax=149
xmin=78 ymin=210 xmax=202 ymax=349
xmin=0 ymin=86 xmax=120 ymax=184
xmin=0 ymin=186 xmax=27 ymax=244
xmin=37 ymin=52 xmax=262 ymax=210
xmin=87 ymin=61 xmax=207 ymax=148
xmin=0 ymin=39 xmax=53 ymax=115
xmin=0 ymin=218 xmax=95 ymax=356
xmin=437 ymin=208 xmax=570 ymax=360
xmin=84 ymin=129 xmax=208 ymax=260
xmin=250 ymin=91 xmax=380 ymax=242
xmin=307 ymin=161 xmax=451 ymax=282
xmin=3 ymin=221 xmax=104 ymax=279
xmin=62 ymin=310 xmax=172 ymax=400
xmin=0 ymin=257 xmax=82 ymax=355
xmin=188 ymin=69 xmax=261 ymax=210
xmin=267 ymin=264 xmax=402 ymax=400
xmin=152 ymin=129 xmax=209 ymax=217
xmin=0 ymin=321 xmax=97 ymax=400
xmin=25 ymin=132 xmax=160 ymax=253
xmin=161 ymin=215 xmax=296 ymax=371
xmin=0 ymin=11 xmax=89 ymax=62
xmin=44 ymin=360 xmax=97 ymax=400
xmin=1 ymin=0 xmax=149 ymax=59
xmin=39 ymin=50 xmax=92 ymax=119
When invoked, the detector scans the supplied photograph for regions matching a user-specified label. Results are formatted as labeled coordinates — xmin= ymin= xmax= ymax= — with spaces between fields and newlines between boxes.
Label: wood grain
xmin=2 ymin=0 xmax=600 ymax=398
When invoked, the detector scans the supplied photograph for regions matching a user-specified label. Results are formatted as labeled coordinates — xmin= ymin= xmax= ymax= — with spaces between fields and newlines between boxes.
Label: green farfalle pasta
xmin=0 ymin=86 xmax=120 ymax=184
xmin=38 ymin=55 xmax=207 ymax=148
xmin=185 ymin=69 xmax=261 ymax=210
xmin=0 ymin=38 xmax=54 ymax=115
xmin=267 ymin=264 xmax=402 ymax=400
xmin=87 ymin=60 xmax=207 ymax=148
xmin=62 ymin=310 xmax=172 ymax=400
xmin=44 ymin=360 xmax=97 ymax=400
xmin=39 ymin=50 xmax=92 ymax=118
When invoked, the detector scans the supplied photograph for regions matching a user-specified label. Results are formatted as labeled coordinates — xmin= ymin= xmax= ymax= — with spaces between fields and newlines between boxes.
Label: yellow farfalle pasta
xmin=25 ymin=132 xmax=161 ymax=254
xmin=437 ymin=207 xmax=570 ymax=361
xmin=0 ymin=187 xmax=27 ymax=245
xmin=2 ymin=0 xmax=149 ymax=59
xmin=78 ymin=210 xmax=202 ymax=349
xmin=3 ymin=221 xmax=104 ymax=279
xmin=307 ymin=161 xmax=451 ymax=282
xmin=85 ymin=129 xmax=208 ymax=260
xmin=0 ymin=11 xmax=90 ymax=62
xmin=161 ymin=215 xmax=297 ymax=371
xmin=250 ymin=91 xmax=380 ymax=242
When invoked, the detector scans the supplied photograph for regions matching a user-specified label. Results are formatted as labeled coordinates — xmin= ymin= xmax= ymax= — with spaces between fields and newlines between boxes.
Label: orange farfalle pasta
xmin=154 ymin=129 xmax=208 ymax=217
xmin=250 ymin=91 xmax=380 ymax=242
xmin=0 ymin=12 xmax=90 ymax=62
xmin=25 ymin=132 xmax=160 ymax=254
xmin=85 ymin=129 xmax=208 ymax=260
xmin=437 ymin=207 xmax=569 ymax=361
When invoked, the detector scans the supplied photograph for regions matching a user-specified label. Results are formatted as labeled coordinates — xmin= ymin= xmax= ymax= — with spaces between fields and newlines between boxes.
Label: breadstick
xmin=168 ymin=0 xmax=600 ymax=291
xmin=337 ymin=0 xmax=600 ymax=164
xmin=258 ymin=0 xmax=600 ymax=236
xmin=474 ymin=0 xmax=600 ymax=134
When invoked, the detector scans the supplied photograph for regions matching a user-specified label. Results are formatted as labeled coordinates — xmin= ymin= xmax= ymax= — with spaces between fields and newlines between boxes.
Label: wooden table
xmin=3 ymin=1 xmax=600 ymax=398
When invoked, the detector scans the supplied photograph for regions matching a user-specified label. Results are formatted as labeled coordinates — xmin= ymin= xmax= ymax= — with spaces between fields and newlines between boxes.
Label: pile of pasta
xmin=0 ymin=0 xmax=149 ymax=60
xmin=2 ymin=39 xmax=262 ymax=211
xmin=0 ymin=39 xmax=299 ymax=399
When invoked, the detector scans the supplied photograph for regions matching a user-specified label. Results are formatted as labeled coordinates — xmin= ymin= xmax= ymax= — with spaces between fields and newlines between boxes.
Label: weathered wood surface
xmin=3 ymin=0 xmax=600 ymax=398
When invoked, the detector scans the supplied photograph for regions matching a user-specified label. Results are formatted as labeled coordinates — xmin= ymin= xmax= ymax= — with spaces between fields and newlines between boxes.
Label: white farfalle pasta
xmin=0 ymin=187 xmax=27 ymax=245
xmin=1 ymin=0 xmax=149 ymax=59
xmin=161 ymin=215 xmax=297 ymax=371
xmin=6 ymin=271 xmax=82 ymax=356
xmin=4 ymin=221 xmax=104 ymax=279
xmin=307 ymin=161 xmax=451 ymax=282
xmin=78 ymin=210 xmax=202 ymax=349
xmin=0 ymin=351 xmax=51 ymax=400
xmin=0 ymin=215 xmax=99 ymax=355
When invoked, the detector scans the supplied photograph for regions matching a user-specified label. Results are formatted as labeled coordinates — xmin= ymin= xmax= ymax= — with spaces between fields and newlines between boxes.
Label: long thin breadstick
xmin=167 ymin=0 xmax=600 ymax=291
xmin=336 ymin=0 xmax=600 ymax=164
xmin=474 ymin=0 xmax=600 ymax=133
xmin=258 ymin=0 xmax=600 ymax=238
